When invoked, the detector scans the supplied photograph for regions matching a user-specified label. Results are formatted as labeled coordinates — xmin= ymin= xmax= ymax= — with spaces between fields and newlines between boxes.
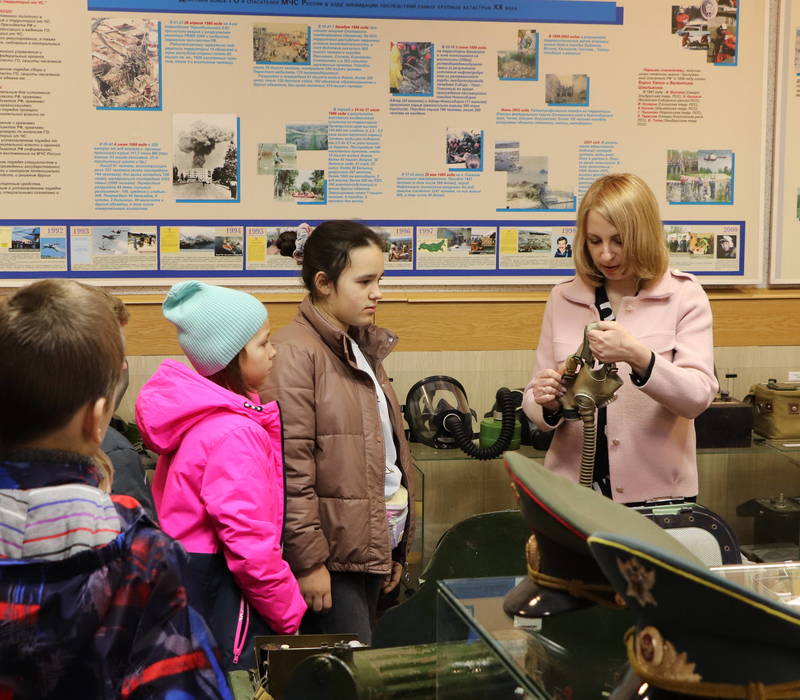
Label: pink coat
xmin=523 ymin=271 xmax=718 ymax=503
xmin=135 ymin=359 xmax=306 ymax=634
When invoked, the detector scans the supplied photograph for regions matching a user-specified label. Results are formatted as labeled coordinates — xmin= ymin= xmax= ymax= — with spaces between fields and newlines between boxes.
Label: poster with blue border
xmin=0 ymin=0 xmax=768 ymax=285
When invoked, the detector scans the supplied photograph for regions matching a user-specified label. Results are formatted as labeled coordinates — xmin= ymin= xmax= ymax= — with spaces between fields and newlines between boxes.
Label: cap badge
xmin=635 ymin=626 xmax=701 ymax=682
xmin=617 ymin=556 xmax=657 ymax=607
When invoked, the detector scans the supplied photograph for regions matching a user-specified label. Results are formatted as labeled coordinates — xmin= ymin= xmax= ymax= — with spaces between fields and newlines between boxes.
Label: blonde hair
xmin=93 ymin=449 xmax=115 ymax=493
xmin=574 ymin=173 xmax=668 ymax=287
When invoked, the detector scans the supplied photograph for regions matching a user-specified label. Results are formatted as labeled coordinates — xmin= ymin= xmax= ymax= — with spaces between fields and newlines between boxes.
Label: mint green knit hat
xmin=163 ymin=281 xmax=267 ymax=376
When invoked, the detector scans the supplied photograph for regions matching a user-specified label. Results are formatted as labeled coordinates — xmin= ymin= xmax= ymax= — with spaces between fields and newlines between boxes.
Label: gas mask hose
xmin=577 ymin=398 xmax=597 ymax=487
xmin=441 ymin=387 xmax=517 ymax=460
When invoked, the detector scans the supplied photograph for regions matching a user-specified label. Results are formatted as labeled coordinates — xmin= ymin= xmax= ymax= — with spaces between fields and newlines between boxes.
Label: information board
xmin=0 ymin=0 xmax=768 ymax=285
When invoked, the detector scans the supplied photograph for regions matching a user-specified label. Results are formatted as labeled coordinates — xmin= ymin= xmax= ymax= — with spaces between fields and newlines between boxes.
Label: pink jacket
xmin=523 ymin=271 xmax=718 ymax=503
xmin=135 ymin=359 xmax=306 ymax=634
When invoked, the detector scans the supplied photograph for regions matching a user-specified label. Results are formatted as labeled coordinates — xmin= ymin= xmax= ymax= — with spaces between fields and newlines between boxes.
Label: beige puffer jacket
xmin=260 ymin=296 xmax=415 ymax=575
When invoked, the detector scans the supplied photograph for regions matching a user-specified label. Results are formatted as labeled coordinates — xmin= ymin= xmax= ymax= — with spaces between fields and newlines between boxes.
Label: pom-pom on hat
xmin=163 ymin=281 xmax=267 ymax=376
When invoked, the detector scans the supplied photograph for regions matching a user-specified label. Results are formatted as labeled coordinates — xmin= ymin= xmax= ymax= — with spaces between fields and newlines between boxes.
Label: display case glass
xmin=435 ymin=576 xmax=632 ymax=699
xmin=411 ymin=440 xmax=800 ymax=568
xmin=712 ymin=560 xmax=800 ymax=608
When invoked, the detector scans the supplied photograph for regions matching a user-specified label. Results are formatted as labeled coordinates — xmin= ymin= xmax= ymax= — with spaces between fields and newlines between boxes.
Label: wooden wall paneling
xmin=709 ymin=297 xmax=800 ymax=347
xmin=714 ymin=346 xmax=800 ymax=400
xmin=118 ymin=291 xmax=800 ymax=356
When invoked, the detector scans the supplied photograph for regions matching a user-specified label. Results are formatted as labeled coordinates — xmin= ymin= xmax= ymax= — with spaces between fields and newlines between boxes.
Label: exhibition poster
xmin=0 ymin=0 xmax=767 ymax=284
xmin=771 ymin=0 xmax=800 ymax=284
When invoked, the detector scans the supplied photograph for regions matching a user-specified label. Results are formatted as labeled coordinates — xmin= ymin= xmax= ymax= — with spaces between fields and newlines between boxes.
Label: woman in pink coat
xmin=523 ymin=174 xmax=718 ymax=505
xmin=136 ymin=281 xmax=306 ymax=670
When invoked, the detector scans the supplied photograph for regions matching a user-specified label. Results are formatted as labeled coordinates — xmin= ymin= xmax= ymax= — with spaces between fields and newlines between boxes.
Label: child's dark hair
xmin=276 ymin=230 xmax=298 ymax=257
xmin=296 ymin=220 xmax=382 ymax=298
xmin=0 ymin=279 xmax=124 ymax=448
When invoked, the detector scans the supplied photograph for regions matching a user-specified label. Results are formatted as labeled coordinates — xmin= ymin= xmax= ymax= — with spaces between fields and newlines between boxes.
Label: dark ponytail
xmin=276 ymin=230 xmax=298 ymax=257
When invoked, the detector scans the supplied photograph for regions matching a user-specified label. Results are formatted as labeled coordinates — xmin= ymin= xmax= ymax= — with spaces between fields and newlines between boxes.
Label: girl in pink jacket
xmin=136 ymin=281 xmax=306 ymax=670
xmin=524 ymin=174 xmax=718 ymax=504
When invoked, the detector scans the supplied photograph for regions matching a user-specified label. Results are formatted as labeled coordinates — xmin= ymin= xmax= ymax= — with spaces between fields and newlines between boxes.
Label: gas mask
xmin=404 ymin=376 xmax=475 ymax=449
xmin=559 ymin=323 xmax=623 ymax=487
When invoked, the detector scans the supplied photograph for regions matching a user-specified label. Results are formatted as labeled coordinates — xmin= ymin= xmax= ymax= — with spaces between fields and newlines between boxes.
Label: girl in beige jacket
xmin=261 ymin=220 xmax=415 ymax=644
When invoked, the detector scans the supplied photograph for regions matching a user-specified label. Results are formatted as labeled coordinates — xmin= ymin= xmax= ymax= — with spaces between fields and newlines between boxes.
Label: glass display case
xmin=432 ymin=566 xmax=800 ymax=699
xmin=713 ymin=560 xmax=800 ymax=608
xmin=435 ymin=576 xmax=632 ymax=699
xmin=411 ymin=440 xmax=800 ymax=568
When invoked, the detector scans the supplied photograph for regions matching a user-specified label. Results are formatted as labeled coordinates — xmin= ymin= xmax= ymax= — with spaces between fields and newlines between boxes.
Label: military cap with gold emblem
xmin=502 ymin=450 xmax=704 ymax=618
xmin=588 ymin=531 xmax=800 ymax=698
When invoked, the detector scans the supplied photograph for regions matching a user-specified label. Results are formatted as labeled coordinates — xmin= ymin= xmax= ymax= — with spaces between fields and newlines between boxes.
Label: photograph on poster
xmin=127 ymin=231 xmax=156 ymax=253
xmin=518 ymin=29 xmax=536 ymax=50
xmin=257 ymin=143 xmax=297 ymax=175
xmin=257 ymin=143 xmax=278 ymax=175
xmin=545 ymin=74 xmax=589 ymax=105
xmin=553 ymin=234 xmax=573 ymax=258
xmin=470 ymin=230 xmax=496 ymax=255
xmin=373 ymin=226 xmax=413 ymax=267
xmin=91 ymin=17 xmax=160 ymax=109
xmin=179 ymin=228 xmax=215 ymax=251
xmin=390 ymin=41 xmax=433 ymax=95
xmin=497 ymin=29 xmax=537 ymax=80
xmin=446 ymin=129 xmax=482 ymax=169
xmin=495 ymin=140 xmax=520 ymax=171
xmin=498 ymin=50 xmax=536 ymax=80
xmin=666 ymin=149 xmax=733 ymax=203
xmin=507 ymin=156 xmax=548 ymax=208
xmin=173 ymin=114 xmax=238 ymax=202
xmin=689 ymin=231 xmax=713 ymax=256
xmin=716 ymin=233 xmax=737 ymax=258
xmin=505 ymin=156 xmax=574 ymax=210
xmin=266 ymin=229 xmax=282 ymax=256
xmin=666 ymin=229 xmax=691 ymax=253
xmin=517 ymin=229 xmax=551 ymax=252
xmin=421 ymin=227 xmax=469 ymax=252
xmin=675 ymin=17 xmax=710 ymax=50
xmin=253 ymin=23 xmax=309 ymax=63
xmin=708 ymin=13 xmax=738 ymax=64
xmin=40 ymin=239 xmax=66 ymax=259
xmin=672 ymin=2 xmax=737 ymax=63
xmin=93 ymin=227 xmax=127 ymax=255
xmin=215 ymin=235 xmax=243 ymax=256
xmin=11 ymin=227 xmax=40 ymax=250
xmin=274 ymin=169 xmax=326 ymax=202
xmin=286 ymin=124 xmax=328 ymax=150
xmin=671 ymin=5 xmax=698 ymax=33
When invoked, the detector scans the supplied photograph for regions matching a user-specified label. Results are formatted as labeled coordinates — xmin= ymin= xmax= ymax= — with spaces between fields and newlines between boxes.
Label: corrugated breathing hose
xmin=441 ymin=387 xmax=517 ymax=460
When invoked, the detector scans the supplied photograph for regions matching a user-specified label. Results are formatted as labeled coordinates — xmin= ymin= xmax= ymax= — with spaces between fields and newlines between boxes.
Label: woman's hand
xmin=382 ymin=561 xmax=404 ymax=594
xmin=587 ymin=321 xmax=651 ymax=375
xmin=529 ymin=367 xmax=565 ymax=413
xmin=297 ymin=564 xmax=332 ymax=612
